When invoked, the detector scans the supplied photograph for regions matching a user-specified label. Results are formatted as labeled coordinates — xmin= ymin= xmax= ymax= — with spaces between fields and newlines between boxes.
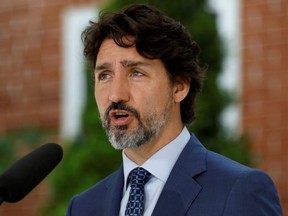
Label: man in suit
xmin=66 ymin=4 xmax=282 ymax=216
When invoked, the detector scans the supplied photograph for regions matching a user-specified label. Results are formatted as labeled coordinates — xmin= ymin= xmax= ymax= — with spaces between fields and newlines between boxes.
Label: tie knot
xmin=128 ymin=167 xmax=151 ymax=188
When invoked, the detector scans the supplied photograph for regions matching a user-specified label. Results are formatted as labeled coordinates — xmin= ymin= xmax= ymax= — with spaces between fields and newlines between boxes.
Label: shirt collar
xmin=122 ymin=127 xmax=190 ymax=189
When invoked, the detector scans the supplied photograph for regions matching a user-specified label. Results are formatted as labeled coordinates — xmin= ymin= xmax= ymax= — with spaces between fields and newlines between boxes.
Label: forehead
xmin=96 ymin=39 xmax=164 ymax=69
xmin=97 ymin=39 xmax=140 ymax=60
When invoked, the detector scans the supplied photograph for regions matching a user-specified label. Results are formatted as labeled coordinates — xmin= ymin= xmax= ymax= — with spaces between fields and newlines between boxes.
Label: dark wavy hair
xmin=82 ymin=4 xmax=205 ymax=124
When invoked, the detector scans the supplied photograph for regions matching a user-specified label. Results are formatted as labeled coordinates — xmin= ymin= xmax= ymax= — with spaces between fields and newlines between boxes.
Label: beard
xmin=100 ymin=96 xmax=173 ymax=150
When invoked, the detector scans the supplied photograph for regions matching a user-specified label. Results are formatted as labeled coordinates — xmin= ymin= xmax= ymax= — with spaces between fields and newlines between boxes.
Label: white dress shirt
xmin=119 ymin=127 xmax=191 ymax=216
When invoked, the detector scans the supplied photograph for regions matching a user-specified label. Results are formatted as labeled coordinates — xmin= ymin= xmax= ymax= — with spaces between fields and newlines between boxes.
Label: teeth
xmin=116 ymin=112 xmax=127 ymax=115
xmin=115 ymin=112 xmax=129 ymax=119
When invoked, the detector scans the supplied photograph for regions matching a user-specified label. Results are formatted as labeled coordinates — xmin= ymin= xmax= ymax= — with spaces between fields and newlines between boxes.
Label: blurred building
xmin=0 ymin=0 xmax=287 ymax=215
xmin=242 ymin=0 xmax=288 ymax=214
xmin=0 ymin=0 xmax=106 ymax=215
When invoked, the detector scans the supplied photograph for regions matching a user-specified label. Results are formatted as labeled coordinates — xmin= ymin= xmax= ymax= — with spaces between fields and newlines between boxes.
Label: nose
xmin=109 ymin=76 xmax=130 ymax=103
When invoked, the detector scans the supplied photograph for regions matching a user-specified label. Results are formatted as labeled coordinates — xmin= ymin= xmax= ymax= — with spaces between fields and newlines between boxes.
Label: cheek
xmin=94 ymin=90 xmax=107 ymax=116
xmin=137 ymin=92 xmax=164 ymax=115
xmin=137 ymin=84 xmax=171 ymax=109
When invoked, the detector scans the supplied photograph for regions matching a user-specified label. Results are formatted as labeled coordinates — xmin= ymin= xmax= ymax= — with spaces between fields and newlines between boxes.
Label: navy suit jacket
xmin=66 ymin=133 xmax=282 ymax=215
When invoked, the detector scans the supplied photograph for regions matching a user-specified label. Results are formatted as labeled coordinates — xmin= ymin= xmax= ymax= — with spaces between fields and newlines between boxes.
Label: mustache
xmin=104 ymin=102 xmax=141 ymax=122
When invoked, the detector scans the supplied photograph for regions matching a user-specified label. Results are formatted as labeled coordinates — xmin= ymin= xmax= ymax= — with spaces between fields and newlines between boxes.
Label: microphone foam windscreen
xmin=0 ymin=143 xmax=63 ymax=202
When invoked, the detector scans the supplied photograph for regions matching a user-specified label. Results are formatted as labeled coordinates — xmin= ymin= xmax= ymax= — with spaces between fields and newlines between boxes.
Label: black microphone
xmin=0 ymin=143 xmax=63 ymax=205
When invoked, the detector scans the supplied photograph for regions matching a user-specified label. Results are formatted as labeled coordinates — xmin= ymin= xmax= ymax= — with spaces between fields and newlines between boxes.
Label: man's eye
xmin=98 ymin=73 xmax=110 ymax=80
xmin=131 ymin=71 xmax=143 ymax=77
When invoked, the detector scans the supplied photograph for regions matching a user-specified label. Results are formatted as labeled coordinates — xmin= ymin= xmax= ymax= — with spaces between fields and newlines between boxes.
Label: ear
xmin=173 ymin=81 xmax=190 ymax=103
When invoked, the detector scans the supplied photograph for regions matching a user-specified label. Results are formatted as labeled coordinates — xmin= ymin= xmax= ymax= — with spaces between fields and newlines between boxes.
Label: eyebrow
xmin=95 ymin=60 xmax=150 ymax=72
xmin=121 ymin=60 xmax=150 ymax=67
xmin=95 ymin=62 xmax=111 ymax=72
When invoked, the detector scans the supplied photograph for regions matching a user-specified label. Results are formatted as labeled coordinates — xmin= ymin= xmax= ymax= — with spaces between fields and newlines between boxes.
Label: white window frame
xmin=60 ymin=6 xmax=98 ymax=140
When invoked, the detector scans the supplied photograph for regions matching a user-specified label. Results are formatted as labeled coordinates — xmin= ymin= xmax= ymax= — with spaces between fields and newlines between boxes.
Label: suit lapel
xmin=105 ymin=166 xmax=124 ymax=216
xmin=152 ymin=134 xmax=207 ymax=216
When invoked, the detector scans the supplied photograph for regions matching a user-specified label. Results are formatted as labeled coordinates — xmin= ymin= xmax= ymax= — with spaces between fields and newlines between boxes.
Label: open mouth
xmin=110 ymin=110 xmax=132 ymax=126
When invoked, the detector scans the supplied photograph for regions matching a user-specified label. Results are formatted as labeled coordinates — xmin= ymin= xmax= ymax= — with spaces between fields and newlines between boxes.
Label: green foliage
xmin=45 ymin=0 xmax=251 ymax=215
xmin=0 ymin=136 xmax=16 ymax=172
xmin=0 ymin=128 xmax=48 ymax=173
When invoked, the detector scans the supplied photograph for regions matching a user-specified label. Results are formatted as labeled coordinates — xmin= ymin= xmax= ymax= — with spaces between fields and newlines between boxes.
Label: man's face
xmin=94 ymin=39 xmax=181 ymax=150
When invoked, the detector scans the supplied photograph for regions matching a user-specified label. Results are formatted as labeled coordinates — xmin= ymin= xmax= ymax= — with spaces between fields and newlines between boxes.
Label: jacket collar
xmin=152 ymin=133 xmax=207 ymax=215
xmin=105 ymin=165 xmax=125 ymax=216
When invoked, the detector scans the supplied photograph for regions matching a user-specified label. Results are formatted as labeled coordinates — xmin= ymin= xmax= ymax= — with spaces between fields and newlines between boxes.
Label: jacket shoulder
xmin=66 ymin=170 xmax=121 ymax=216
xmin=194 ymin=150 xmax=282 ymax=215
xmin=76 ymin=170 xmax=119 ymax=201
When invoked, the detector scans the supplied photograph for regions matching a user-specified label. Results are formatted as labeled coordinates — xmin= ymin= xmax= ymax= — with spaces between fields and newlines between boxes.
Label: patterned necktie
xmin=125 ymin=167 xmax=152 ymax=216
